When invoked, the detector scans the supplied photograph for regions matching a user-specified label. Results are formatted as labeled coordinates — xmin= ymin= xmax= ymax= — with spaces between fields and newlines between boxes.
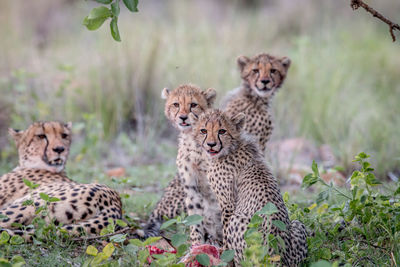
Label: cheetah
xmin=0 ymin=121 xmax=122 ymax=240
xmin=223 ymin=53 xmax=291 ymax=152
xmin=144 ymin=84 xmax=223 ymax=245
xmin=191 ymin=109 xmax=307 ymax=266
xmin=143 ymin=53 xmax=290 ymax=238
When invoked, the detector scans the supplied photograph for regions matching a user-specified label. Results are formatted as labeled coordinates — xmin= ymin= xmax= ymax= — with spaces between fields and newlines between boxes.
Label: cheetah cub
xmin=160 ymin=84 xmax=223 ymax=245
xmin=191 ymin=110 xmax=307 ymax=266
xmin=223 ymin=53 xmax=291 ymax=152
xmin=0 ymin=121 xmax=122 ymax=240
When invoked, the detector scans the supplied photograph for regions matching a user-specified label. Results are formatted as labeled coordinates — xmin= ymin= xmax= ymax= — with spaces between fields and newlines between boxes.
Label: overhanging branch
xmin=351 ymin=0 xmax=400 ymax=42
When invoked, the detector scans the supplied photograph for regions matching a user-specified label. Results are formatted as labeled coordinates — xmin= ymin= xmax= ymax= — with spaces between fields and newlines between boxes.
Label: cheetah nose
xmin=179 ymin=115 xmax=188 ymax=122
xmin=207 ymin=142 xmax=217 ymax=148
xmin=261 ymin=79 xmax=270 ymax=85
xmin=53 ymin=146 xmax=65 ymax=154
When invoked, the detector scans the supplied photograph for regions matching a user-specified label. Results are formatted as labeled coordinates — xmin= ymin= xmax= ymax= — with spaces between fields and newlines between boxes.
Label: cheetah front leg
xmin=184 ymin=184 xmax=206 ymax=244
xmin=207 ymin=166 xmax=236 ymax=245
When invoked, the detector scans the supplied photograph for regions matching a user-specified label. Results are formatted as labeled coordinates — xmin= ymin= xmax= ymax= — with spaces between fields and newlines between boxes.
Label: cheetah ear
xmin=237 ymin=56 xmax=250 ymax=72
xmin=8 ymin=128 xmax=23 ymax=145
xmin=231 ymin=113 xmax=245 ymax=132
xmin=161 ymin=88 xmax=170 ymax=99
xmin=280 ymin=57 xmax=291 ymax=71
xmin=65 ymin=122 xmax=72 ymax=130
xmin=204 ymin=88 xmax=217 ymax=107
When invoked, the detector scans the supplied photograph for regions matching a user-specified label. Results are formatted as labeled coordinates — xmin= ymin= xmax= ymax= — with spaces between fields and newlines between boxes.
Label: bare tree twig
xmin=71 ymin=227 xmax=134 ymax=242
xmin=350 ymin=0 xmax=400 ymax=42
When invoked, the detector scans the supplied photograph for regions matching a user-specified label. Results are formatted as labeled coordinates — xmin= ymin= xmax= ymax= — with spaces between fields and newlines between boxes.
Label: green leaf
xmin=316 ymin=190 xmax=329 ymax=204
xmin=160 ymin=219 xmax=177 ymax=230
xmin=109 ymin=234 xmax=127 ymax=243
xmin=311 ymin=160 xmax=319 ymax=176
xmin=102 ymin=242 xmax=115 ymax=258
xmin=183 ymin=215 xmax=203 ymax=226
xmin=129 ymin=238 xmax=143 ymax=247
xmin=142 ymin=236 xmax=162 ymax=246
xmin=23 ymin=179 xmax=32 ymax=188
xmin=0 ymin=214 xmax=8 ymax=220
xmin=122 ymin=0 xmax=139 ymax=12
xmin=83 ymin=7 xmax=112 ymax=31
xmin=365 ymin=173 xmax=382 ymax=186
xmin=94 ymin=0 xmax=113 ymax=4
xmin=86 ymin=245 xmax=98 ymax=256
xmin=49 ymin=197 xmax=60 ymax=202
xmin=110 ymin=18 xmax=121 ymax=42
xmin=111 ymin=0 xmax=120 ymax=17
xmin=171 ymin=233 xmax=187 ymax=248
xmin=116 ymin=219 xmax=127 ymax=227
xmin=195 ymin=254 xmax=210 ymax=266
xmin=176 ymin=244 xmax=189 ymax=257
xmin=39 ymin=193 xmax=49 ymax=202
xmin=310 ymin=260 xmax=332 ymax=267
xmin=23 ymin=179 xmax=39 ymax=189
xmin=9 ymin=235 xmax=24 ymax=245
xmin=302 ymin=173 xmax=318 ymax=189
xmin=394 ymin=185 xmax=400 ymax=195
xmin=22 ymin=199 xmax=34 ymax=206
xmin=248 ymin=214 xmax=263 ymax=228
xmin=256 ymin=202 xmax=278 ymax=215
xmin=220 ymin=250 xmax=235 ymax=262
xmin=138 ymin=249 xmax=150 ymax=264
xmin=0 ymin=231 xmax=10 ymax=244
xmin=357 ymin=152 xmax=369 ymax=160
xmin=35 ymin=206 xmax=46 ymax=215
xmin=10 ymin=255 xmax=26 ymax=267
xmin=0 ymin=260 xmax=12 ymax=267
xmin=272 ymin=220 xmax=287 ymax=231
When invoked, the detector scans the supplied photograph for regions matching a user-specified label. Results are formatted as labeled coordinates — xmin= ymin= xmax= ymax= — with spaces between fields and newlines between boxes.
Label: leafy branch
xmin=350 ymin=0 xmax=400 ymax=42
xmin=83 ymin=0 xmax=139 ymax=42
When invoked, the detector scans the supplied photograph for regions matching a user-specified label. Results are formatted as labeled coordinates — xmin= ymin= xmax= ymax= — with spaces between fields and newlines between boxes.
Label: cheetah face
xmin=191 ymin=109 xmax=245 ymax=159
xmin=162 ymin=84 xmax=216 ymax=133
xmin=9 ymin=121 xmax=72 ymax=173
xmin=238 ymin=53 xmax=291 ymax=98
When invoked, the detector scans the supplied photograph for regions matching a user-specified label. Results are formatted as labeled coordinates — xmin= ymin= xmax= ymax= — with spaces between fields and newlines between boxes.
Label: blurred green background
xmin=0 ymin=0 xmax=399 ymax=213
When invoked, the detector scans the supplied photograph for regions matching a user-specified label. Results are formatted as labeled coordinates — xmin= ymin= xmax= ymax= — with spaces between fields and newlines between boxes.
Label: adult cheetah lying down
xmin=0 ymin=121 xmax=122 ymax=241
xmin=191 ymin=110 xmax=307 ymax=266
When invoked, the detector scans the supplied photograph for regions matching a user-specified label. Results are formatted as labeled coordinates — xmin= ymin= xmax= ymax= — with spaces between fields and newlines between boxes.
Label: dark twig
xmin=71 ymin=227 xmax=133 ymax=242
xmin=350 ymin=0 xmax=400 ymax=42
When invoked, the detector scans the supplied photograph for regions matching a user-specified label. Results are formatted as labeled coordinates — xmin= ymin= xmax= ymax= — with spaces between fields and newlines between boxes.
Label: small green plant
xmin=84 ymin=0 xmax=139 ymax=42
xmin=241 ymin=202 xmax=286 ymax=266
xmin=83 ymin=242 xmax=116 ymax=267
xmin=297 ymin=152 xmax=400 ymax=265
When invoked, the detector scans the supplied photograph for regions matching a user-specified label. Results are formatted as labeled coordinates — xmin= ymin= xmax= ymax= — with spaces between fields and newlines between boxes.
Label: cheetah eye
xmin=252 ymin=69 xmax=259 ymax=74
xmin=173 ymin=103 xmax=179 ymax=108
xmin=190 ymin=103 xmax=198 ymax=108
xmin=37 ymin=134 xmax=46 ymax=139
xmin=218 ymin=129 xmax=226 ymax=135
xmin=200 ymin=129 xmax=207 ymax=134
xmin=61 ymin=133 xmax=69 ymax=139
xmin=270 ymin=68 xmax=277 ymax=74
